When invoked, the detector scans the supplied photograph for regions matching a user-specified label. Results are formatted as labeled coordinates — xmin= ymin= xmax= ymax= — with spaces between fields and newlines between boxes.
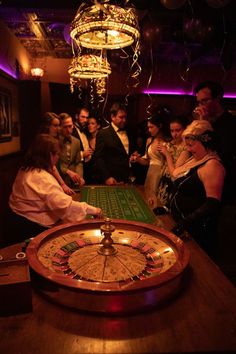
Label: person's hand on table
xmin=67 ymin=170 xmax=80 ymax=183
xmin=78 ymin=177 xmax=85 ymax=186
xmin=93 ymin=208 xmax=103 ymax=219
xmin=105 ymin=177 xmax=118 ymax=186
xmin=67 ymin=170 xmax=85 ymax=186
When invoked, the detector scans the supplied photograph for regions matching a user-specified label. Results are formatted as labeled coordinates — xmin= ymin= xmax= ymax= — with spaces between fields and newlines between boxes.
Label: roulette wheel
xmin=26 ymin=218 xmax=190 ymax=314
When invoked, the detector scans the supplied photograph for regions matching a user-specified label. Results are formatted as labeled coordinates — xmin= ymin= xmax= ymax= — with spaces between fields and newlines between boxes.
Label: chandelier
xmin=68 ymin=54 xmax=111 ymax=79
xmin=68 ymin=53 xmax=111 ymax=93
xmin=70 ymin=3 xmax=140 ymax=50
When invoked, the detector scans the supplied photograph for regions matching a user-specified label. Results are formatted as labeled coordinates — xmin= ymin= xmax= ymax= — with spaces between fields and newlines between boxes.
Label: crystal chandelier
xmin=70 ymin=2 xmax=140 ymax=50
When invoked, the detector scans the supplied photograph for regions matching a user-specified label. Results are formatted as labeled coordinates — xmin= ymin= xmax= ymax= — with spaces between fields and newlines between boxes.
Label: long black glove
xmin=171 ymin=197 xmax=220 ymax=236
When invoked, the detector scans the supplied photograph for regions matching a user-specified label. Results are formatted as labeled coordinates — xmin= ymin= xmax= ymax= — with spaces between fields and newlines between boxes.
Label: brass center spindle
xmin=98 ymin=218 xmax=117 ymax=256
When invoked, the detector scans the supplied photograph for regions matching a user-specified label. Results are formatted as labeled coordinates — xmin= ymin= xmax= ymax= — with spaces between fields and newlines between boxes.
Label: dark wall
xmin=49 ymin=82 xmax=85 ymax=116
xmin=18 ymin=80 xmax=42 ymax=152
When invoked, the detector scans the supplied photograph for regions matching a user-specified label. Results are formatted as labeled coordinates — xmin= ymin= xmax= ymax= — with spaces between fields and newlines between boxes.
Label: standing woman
xmin=40 ymin=112 xmax=61 ymax=138
xmin=169 ymin=120 xmax=225 ymax=256
xmin=84 ymin=115 xmax=101 ymax=184
xmin=130 ymin=115 xmax=169 ymax=207
xmin=157 ymin=116 xmax=188 ymax=207
xmin=87 ymin=116 xmax=101 ymax=150
xmin=40 ymin=112 xmax=74 ymax=195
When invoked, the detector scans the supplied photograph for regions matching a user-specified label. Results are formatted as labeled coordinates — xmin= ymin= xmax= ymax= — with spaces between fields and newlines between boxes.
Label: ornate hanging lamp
xmin=68 ymin=53 xmax=111 ymax=92
xmin=70 ymin=2 xmax=140 ymax=50
xmin=68 ymin=53 xmax=111 ymax=79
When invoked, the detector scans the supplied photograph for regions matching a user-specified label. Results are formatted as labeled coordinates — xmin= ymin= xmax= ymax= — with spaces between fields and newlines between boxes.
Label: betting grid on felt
xmin=81 ymin=186 xmax=156 ymax=224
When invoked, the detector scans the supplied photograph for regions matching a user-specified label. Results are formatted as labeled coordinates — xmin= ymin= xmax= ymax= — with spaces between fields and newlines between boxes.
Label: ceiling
xmin=0 ymin=0 xmax=235 ymax=70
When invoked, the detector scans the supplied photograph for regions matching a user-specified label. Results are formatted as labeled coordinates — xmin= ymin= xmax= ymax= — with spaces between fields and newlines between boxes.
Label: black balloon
xmin=183 ymin=18 xmax=213 ymax=43
xmin=142 ymin=23 xmax=161 ymax=42
xmin=206 ymin=0 xmax=230 ymax=8
xmin=160 ymin=0 xmax=187 ymax=10
xmin=184 ymin=18 xmax=203 ymax=41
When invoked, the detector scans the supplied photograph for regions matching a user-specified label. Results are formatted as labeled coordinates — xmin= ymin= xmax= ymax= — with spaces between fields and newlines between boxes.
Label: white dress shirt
xmin=74 ymin=124 xmax=90 ymax=161
xmin=111 ymin=122 xmax=129 ymax=154
xmin=9 ymin=169 xmax=99 ymax=227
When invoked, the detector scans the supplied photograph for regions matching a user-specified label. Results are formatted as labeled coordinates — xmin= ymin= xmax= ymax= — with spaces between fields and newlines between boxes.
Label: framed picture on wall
xmin=0 ymin=87 xmax=12 ymax=142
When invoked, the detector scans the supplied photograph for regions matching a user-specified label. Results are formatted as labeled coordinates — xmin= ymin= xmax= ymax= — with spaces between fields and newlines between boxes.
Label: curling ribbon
xmin=146 ymin=43 xmax=154 ymax=116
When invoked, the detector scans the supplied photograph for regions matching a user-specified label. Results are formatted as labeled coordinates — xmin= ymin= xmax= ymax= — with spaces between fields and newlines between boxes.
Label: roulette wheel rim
xmin=26 ymin=219 xmax=190 ymax=313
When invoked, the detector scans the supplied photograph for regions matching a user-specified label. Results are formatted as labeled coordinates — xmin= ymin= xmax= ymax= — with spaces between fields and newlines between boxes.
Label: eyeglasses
xmin=196 ymin=98 xmax=212 ymax=106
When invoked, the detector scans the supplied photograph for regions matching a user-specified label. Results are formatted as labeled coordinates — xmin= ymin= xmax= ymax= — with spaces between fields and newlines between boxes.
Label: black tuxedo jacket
xmin=72 ymin=124 xmax=84 ymax=151
xmin=94 ymin=125 xmax=136 ymax=183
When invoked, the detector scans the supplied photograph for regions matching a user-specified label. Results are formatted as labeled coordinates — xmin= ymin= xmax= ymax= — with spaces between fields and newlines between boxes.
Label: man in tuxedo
xmin=94 ymin=102 xmax=136 ymax=185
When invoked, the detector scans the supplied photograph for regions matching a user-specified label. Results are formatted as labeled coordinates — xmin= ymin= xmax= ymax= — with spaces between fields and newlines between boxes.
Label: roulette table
xmin=80 ymin=185 xmax=156 ymax=224
xmin=26 ymin=218 xmax=189 ymax=314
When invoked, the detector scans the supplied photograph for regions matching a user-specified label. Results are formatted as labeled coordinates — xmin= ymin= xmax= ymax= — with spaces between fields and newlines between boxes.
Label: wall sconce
xmin=31 ymin=67 xmax=44 ymax=79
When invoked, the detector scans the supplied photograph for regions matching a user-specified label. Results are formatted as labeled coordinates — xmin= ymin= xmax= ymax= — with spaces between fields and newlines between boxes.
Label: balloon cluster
xmin=183 ymin=18 xmax=214 ymax=43
xmin=160 ymin=0 xmax=187 ymax=10
xmin=160 ymin=0 xmax=230 ymax=10
xmin=206 ymin=0 xmax=230 ymax=8
xmin=142 ymin=23 xmax=161 ymax=44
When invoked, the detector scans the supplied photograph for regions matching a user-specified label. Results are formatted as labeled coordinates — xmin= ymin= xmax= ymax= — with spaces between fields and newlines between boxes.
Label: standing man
xmin=72 ymin=107 xmax=93 ymax=164
xmin=58 ymin=113 xmax=84 ymax=188
xmin=193 ymin=81 xmax=236 ymax=203
xmin=94 ymin=102 xmax=136 ymax=185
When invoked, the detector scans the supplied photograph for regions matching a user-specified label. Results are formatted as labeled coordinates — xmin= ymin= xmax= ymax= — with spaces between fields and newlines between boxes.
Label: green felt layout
xmin=81 ymin=186 xmax=156 ymax=224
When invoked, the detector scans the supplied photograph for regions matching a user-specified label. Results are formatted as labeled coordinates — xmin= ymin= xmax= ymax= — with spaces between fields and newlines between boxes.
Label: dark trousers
xmin=6 ymin=209 xmax=47 ymax=245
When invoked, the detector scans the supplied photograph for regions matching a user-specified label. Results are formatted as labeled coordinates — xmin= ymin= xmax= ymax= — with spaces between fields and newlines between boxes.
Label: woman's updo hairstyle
xmin=147 ymin=114 xmax=170 ymax=138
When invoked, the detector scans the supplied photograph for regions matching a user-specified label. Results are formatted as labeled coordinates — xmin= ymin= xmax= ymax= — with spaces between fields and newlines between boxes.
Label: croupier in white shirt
xmin=9 ymin=134 xmax=102 ymax=242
